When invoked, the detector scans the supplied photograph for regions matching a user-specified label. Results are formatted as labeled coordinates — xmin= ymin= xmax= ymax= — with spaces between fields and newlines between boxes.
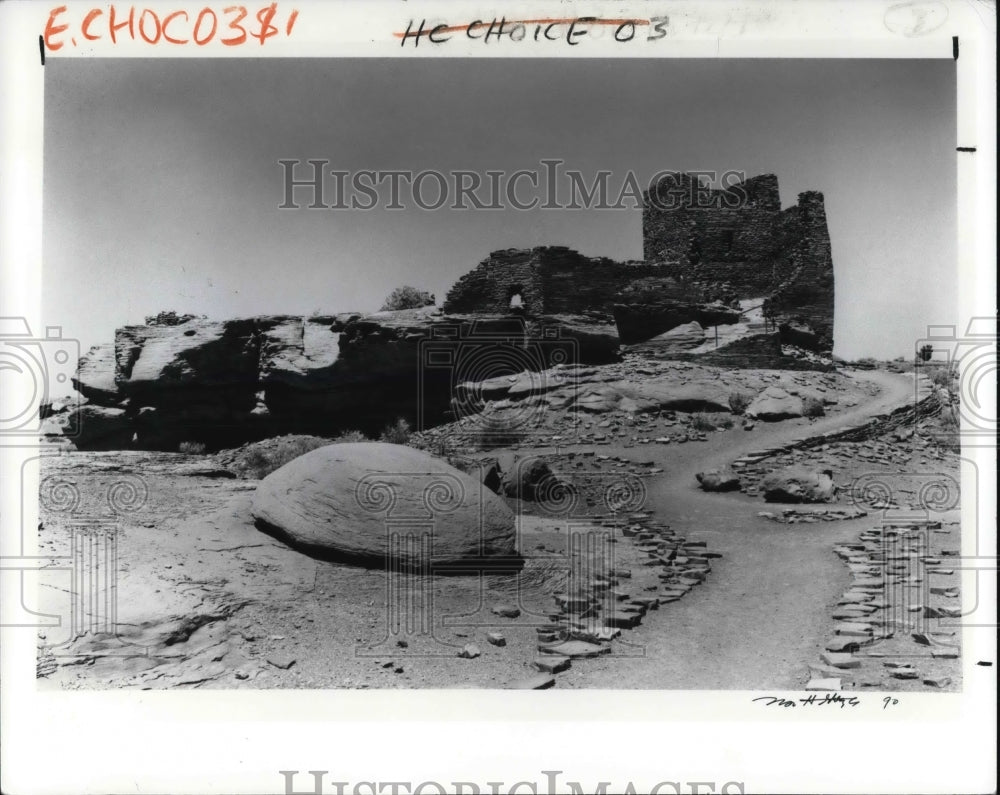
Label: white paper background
xmin=1 ymin=2 xmax=995 ymax=793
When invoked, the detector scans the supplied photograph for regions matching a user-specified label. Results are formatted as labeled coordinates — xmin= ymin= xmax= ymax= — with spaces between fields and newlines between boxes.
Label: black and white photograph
xmin=1 ymin=2 xmax=995 ymax=794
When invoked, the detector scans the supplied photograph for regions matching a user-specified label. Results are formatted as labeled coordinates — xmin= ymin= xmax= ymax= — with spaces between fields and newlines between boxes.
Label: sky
xmin=43 ymin=57 xmax=957 ymax=360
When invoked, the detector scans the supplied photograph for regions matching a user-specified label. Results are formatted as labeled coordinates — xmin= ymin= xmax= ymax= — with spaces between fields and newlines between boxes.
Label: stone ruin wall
xmin=442 ymin=249 xmax=546 ymax=315
xmin=443 ymin=247 xmax=661 ymax=316
xmin=443 ymin=172 xmax=835 ymax=352
xmin=643 ymin=173 xmax=834 ymax=350
xmin=765 ymin=191 xmax=835 ymax=349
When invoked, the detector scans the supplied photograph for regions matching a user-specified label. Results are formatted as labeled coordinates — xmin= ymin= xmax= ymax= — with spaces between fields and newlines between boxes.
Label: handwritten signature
xmin=753 ymin=693 xmax=900 ymax=709
xmin=752 ymin=693 xmax=861 ymax=709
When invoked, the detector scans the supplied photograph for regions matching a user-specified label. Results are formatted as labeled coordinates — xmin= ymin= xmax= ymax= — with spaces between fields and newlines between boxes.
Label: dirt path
xmin=566 ymin=369 xmax=921 ymax=689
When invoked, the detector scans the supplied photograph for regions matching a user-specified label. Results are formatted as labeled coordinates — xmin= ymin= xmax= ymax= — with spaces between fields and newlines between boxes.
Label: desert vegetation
xmin=380 ymin=285 xmax=435 ymax=312
xmin=802 ymin=396 xmax=826 ymax=417
xmin=378 ymin=417 xmax=412 ymax=445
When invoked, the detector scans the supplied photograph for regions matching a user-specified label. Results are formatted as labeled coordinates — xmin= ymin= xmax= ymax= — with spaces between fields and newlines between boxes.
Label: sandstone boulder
xmin=251 ymin=442 xmax=519 ymax=569
xmin=695 ymin=470 xmax=742 ymax=492
xmin=762 ymin=468 xmax=836 ymax=503
xmin=630 ymin=379 xmax=732 ymax=413
xmin=496 ymin=453 xmax=559 ymax=501
xmin=746 ymin=386 xmax=805 ymax=421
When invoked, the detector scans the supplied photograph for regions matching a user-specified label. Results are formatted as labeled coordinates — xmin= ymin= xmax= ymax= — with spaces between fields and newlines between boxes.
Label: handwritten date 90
xmin=754 ymin=694 xmax=902 ymax=710
xmin=44 ymin=4 xmax=299 ymax=50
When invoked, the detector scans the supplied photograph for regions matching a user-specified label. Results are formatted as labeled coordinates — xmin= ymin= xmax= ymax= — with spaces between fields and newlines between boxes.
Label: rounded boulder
xmin=746 ymin=387 xmax=805 ymax=421
xmin=251 ymin=442 xmax=519 ymax=569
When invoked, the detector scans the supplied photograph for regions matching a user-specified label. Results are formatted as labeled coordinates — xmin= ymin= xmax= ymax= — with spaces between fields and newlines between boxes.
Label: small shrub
xmin=690 ymin=412 xmax=733 ymax=432
xmin=690 ymin=413 xmax=715 ymax=432
xmin=380 ymin=286 xmax=435 ymax=312
xmin=802 ymin=396 xmax=826 ymax=417
xmin=178 ymin=441 xmax=207 ymax=454
xmin=146 ymin=310 xmax=202 ymax=326
xmin=333 ymin=429 xmax=368 ymax=443
xmin=379 ymin=417 xmax=412 ymax=445
xmin=226 ymin=435 xmax=337 ymax=479
xmin=728 ymin=390 xmax=753 ymax=415
xmin=930 ymin=366 xmax=956 ymax=388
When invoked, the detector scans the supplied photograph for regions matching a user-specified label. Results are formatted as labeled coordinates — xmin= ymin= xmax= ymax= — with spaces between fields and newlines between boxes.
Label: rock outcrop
xmin=762 ymin=468 xmax=836 ymax=504
xmin=494 ymin=453 xmax=559 ymax=501
xmin=695 ymin=470 xmax=742 ymax=492
xmin=453 ymin=364 xmax=734 ymax=416
xmin=63 ymin=309 xmax=619 ymax=450
xmin=250 ymin=443 xmax=519 ymax=570
xmin=746 ymin=386 xmax=805 ymax=421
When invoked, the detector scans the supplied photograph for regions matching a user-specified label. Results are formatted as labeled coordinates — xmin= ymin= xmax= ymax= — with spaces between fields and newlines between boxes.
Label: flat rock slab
xmin=539 ymin=640 xmax=610 ymax=659
xmin=825 ymin=638 xmax=861 ymax=653
xmin=834 ymin=622 xmax=874 ymax=637
xmin=805 ymin=678 xmax=842 ymax=691
xmin=923 ymin=676 xmax=952 ymax=688
xmin=832 ymin=610 xmax=869 ymax=621
xmin=821 ymin=652 xmax=861 ymax=669
xmin=533 ymin=656 xmax=571 ymax=674
xmin=604 ymin=611 xmax=642 ymax=629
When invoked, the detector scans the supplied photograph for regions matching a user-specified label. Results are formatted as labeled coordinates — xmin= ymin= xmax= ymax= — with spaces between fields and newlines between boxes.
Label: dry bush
xmin=690 ymin=412 xmax=733 ymax=431
xmin=333 ymin=429 xmax=368 ymax=443
xmin=930 ymin=366 xmax=957 ymax=389
xmin=727 ymin=390 xmax=753 ymax=415
xmin=380 ymin=286 xmax=435 ymax=312
xmin=379 ymin=417 xmax=412 ymax=445
xmin=802 ymin=396 xmax=826 ymax=417
xmin=226 ymin=434 xmax=348 ymax=479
